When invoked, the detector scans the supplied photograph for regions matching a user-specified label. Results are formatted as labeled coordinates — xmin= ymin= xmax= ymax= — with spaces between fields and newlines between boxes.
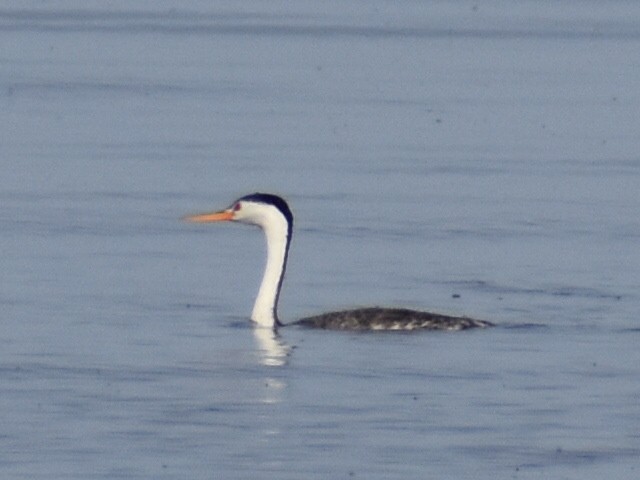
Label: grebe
xmin=185 ymin=193 xmax=492 ymax=331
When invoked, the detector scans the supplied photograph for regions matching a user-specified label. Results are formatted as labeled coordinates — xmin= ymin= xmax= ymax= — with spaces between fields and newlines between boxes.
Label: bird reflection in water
xmin=253 ymin=327 xmax=291 ymax=367
xmin=253 ymin=328 xmax=289 ymax=405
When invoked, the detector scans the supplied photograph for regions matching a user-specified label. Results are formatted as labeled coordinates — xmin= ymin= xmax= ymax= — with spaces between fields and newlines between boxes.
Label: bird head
xmin=185 ymin=193 xmax=293 ymax=232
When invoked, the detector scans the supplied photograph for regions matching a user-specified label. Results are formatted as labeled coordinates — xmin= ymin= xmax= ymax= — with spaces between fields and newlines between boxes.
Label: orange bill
xmin=184 ymin=210 xmax=234 ymax=223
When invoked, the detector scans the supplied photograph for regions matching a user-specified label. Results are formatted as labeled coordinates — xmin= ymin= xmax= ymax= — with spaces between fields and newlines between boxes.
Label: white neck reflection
xmin=253 ymin=327 xmax=291 ymax=367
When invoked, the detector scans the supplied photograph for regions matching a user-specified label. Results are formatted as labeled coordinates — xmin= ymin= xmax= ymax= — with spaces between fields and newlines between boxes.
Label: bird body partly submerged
xmin=186 ymin=193 xmax=493 ymax=332
xmin=295 ymin=307 xmax=492 ymax=331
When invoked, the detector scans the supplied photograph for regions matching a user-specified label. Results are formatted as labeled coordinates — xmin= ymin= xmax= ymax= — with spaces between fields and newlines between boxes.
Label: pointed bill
xmin=184 ymin=209 xmax=234 ymax=223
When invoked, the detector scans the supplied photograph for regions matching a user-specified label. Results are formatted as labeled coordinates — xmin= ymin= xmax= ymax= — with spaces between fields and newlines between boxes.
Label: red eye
xmin=233 ymin=203 xmax=242 ymax=211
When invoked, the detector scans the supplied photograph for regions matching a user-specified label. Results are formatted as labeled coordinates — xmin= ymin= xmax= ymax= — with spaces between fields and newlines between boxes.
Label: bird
xmin=185 ymin=193 xmax=493 ymax=332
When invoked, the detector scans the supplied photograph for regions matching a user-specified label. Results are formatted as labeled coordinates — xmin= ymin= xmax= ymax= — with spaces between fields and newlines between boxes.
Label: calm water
xmin=2 ymin=1 xmax=640 ymax=478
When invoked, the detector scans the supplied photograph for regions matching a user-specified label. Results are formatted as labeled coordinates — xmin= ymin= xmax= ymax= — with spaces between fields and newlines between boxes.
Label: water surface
xmin=1 ymin=1 xmax=640 ymax=478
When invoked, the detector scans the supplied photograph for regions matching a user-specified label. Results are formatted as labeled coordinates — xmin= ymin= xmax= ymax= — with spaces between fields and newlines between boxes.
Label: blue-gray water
xmin=2 ymin=2 xmax=640 ymax=478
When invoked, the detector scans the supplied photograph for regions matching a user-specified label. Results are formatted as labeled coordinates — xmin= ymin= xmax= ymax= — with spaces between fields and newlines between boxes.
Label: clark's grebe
xmin=185 ymin=193 xmax=492 ymax=331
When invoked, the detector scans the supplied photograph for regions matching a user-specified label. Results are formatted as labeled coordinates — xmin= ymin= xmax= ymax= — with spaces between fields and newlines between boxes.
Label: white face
xmin=231 ymin=200 xmax=282 ymax=231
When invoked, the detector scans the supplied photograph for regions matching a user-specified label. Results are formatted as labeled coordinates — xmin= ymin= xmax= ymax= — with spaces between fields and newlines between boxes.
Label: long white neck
xmin=250 ymin=210 xmax=291 ymax=328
